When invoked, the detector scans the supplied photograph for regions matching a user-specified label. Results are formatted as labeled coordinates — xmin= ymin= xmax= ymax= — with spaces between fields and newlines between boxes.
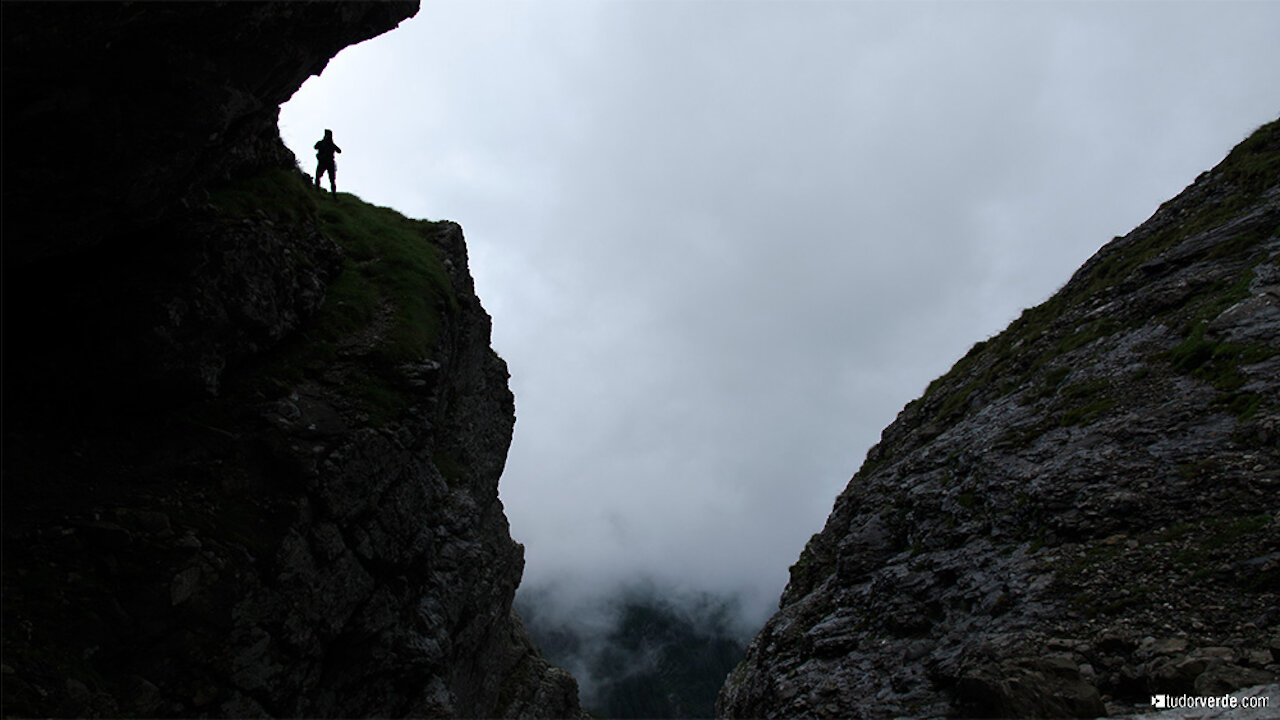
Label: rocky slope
xmin=719 ymin=120 xmax=1280 ymax=718
xmin=3 ymin=3 xmax=582 ymax=717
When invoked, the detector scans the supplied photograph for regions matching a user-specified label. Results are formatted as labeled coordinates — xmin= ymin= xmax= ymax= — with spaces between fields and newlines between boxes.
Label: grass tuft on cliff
xmin=209 ymin=168 xmax=458 ymax=421
xmin=316 ymin=191 xmax=458 ymax=359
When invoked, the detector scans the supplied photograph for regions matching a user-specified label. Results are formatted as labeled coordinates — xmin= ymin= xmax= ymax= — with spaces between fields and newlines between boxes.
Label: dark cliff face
xmin=4 ymin=0 xmax=419 ymax=403
xmin=4 ymin=1 xmax=417 ymax=268
xmin=720 ymin=121 xmax=1280 ymax=719
xmin=3 ymin=4 xmax=582 ymax=717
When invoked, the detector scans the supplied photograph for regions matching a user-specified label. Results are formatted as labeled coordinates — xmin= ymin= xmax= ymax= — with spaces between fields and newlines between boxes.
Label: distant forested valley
xmin=518 ymin=584 xmax=749 ymax=718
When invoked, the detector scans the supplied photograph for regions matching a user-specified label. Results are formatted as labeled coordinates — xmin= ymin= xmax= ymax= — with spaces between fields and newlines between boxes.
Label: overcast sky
xmin=280 ymin=0 xmax=1280 ymax=626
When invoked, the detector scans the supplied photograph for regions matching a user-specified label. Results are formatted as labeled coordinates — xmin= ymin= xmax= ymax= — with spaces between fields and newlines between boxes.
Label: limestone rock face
xmin=2 ymin=4 xmax=583 ymax=717
xmin=719 ymin=121 xmax=1280 ymax=719
xmin=5 ymin=219 xmax=582 ymax=717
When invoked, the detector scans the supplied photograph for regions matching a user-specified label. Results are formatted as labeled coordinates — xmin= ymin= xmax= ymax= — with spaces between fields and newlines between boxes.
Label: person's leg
xmin=315 ymin=162 xmax=323 ymax=187
xmin=329 ymin=166 xmax=337 ymax=194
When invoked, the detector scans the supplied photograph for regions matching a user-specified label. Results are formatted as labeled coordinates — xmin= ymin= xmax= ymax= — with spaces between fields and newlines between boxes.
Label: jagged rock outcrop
xmin=720 ymin=120 xmax=1280 ymax=718
xmin=3 ymin=4 xmax=583 ymax=717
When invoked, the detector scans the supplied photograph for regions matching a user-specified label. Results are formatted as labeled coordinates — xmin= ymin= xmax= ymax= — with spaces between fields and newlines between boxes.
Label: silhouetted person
xmin=314 ymin=129 xmax=341 ymax=195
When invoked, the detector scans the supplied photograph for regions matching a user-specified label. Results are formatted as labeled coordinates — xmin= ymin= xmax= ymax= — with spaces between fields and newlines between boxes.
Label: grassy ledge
xmin=208 ymin=168 xmax=459 ymax=422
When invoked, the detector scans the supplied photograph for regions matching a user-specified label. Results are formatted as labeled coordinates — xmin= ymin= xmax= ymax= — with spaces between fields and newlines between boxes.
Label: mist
xmin=517 ymin=578 xmax=749 ymax=717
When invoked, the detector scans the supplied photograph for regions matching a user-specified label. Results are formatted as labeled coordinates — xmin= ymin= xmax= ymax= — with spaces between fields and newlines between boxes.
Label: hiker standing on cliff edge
xmin=314 ymin=129 xmax=341 ymax=195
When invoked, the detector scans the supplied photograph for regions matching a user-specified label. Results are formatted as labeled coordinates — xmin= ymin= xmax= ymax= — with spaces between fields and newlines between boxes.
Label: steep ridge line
xmin=719 ymin=119 xmax=1280 ymax=719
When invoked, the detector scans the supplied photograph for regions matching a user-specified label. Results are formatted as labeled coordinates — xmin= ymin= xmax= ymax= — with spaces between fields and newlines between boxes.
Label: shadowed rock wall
xmin=4 ymin=1 xmax=415 ymax=267
xmin=2 ymin=3 xmax=583 ymax=717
